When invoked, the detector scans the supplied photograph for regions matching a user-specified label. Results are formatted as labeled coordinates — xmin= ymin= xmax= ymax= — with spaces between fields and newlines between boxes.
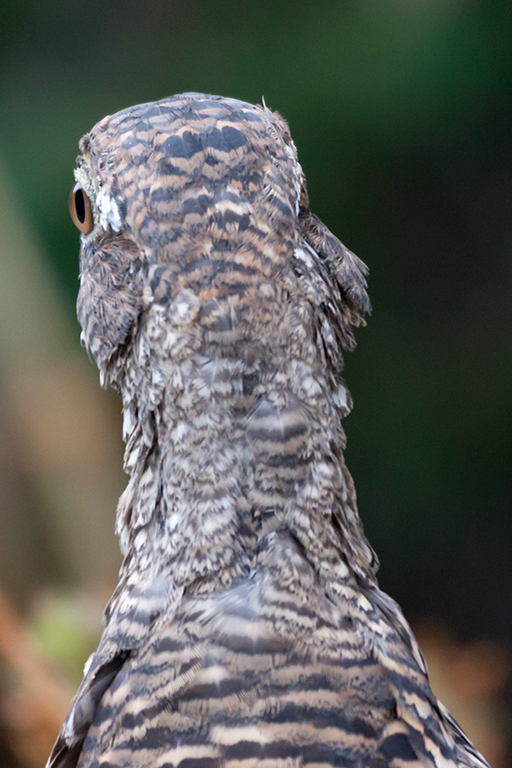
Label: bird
xmin=48 ymin=92 xmax=490 ymax=768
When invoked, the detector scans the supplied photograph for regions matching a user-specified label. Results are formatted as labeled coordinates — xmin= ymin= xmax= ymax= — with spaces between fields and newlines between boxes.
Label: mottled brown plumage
xmin=48 ymin=93 xmax=490 ymax=768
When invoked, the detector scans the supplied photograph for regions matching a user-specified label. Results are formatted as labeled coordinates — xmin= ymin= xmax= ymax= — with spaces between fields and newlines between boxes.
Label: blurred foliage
xmin=29 ymin=590 xmax=103 ymax=686
xmin=0 ymin=0 xmax=510 ymax=687
xmin=413 ymin=619 xmax=511 ymax=766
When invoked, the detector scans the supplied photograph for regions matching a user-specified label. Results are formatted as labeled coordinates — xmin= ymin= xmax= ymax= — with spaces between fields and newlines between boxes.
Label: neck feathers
xmin=111 ymin=231 xmax=376 ymax=589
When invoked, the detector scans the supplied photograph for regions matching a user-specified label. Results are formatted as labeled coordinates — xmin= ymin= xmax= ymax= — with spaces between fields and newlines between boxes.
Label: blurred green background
xmin=0 ymin=1 xmax=511 ymax=765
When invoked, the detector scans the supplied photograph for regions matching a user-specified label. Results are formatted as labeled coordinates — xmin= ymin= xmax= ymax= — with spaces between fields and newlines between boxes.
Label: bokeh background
xmin=0 ymin=1 xmax=510 ymax=765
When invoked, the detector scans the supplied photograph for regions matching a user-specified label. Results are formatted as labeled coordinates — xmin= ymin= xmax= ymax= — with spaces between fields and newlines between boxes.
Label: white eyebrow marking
xmin=96 ymin=187 xmax=122 ymax=232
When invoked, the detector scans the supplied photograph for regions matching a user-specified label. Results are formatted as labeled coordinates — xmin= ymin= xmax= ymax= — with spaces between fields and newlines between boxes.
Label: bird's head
xmin=69 ymin=93 xmax=370 ymax=394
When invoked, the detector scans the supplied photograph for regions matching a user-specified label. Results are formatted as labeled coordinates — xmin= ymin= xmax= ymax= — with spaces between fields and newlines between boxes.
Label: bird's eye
xmin=69 ymin=183 xmax=94 ymax=234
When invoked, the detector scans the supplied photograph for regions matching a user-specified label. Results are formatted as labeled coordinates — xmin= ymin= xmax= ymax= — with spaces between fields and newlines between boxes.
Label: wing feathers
xmin=48 ymin=533 xmax=487 ymax=768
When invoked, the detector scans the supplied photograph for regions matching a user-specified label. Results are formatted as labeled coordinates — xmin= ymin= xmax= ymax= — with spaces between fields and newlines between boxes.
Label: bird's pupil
xmin=75 ymin=188 xmax=86 ymax=223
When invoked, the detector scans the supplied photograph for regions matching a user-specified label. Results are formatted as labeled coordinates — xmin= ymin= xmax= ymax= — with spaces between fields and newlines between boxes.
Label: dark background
xmin=0 ymin=1 xmax=510 ymax=765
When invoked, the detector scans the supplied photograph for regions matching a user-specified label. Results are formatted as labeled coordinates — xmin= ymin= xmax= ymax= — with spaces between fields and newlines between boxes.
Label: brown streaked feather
xmin=48 ymin=93 xmax=490 ymax=768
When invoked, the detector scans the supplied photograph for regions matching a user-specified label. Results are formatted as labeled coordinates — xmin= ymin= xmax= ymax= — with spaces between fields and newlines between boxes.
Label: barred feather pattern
xmin=47 ymin=94 xmax=490 ymax=768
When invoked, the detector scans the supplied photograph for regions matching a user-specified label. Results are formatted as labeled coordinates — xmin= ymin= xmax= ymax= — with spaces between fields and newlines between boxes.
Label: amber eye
xmin=69 ymin=183 xmax=94 ymax=234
